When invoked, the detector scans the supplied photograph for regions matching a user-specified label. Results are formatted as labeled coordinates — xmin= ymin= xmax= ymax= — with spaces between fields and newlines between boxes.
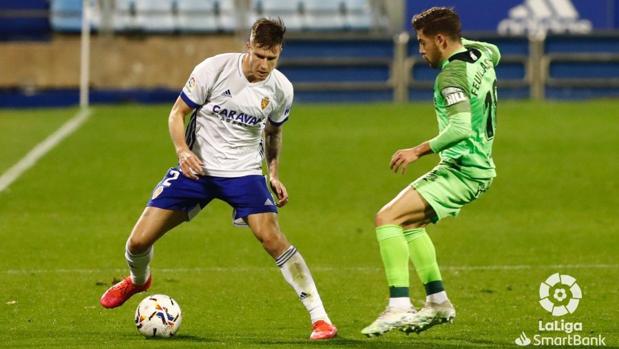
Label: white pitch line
xmin=3 ymin=264 xmax=619 ymax=274
xmin=0 ymin=108 xmax=91 ymax=192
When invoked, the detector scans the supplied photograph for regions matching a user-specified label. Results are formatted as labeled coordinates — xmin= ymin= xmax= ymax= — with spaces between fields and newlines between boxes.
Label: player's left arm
xmin=391 ymin=75 xmax=473 ymax=174
xmin=427 ymin=92 xmax=473 ymax=153
xmin=390 ymin=141 xmax=433 ymax=174
xmin=264 ymin=84 xmax=293 ymax=207
xmin=265 ymin=121 xmax=288 ymax=207
xmin=390 ymin=110 xmax=473 ymax=174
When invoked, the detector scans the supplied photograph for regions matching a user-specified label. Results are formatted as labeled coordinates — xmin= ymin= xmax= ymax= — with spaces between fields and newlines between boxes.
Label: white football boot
xmin=361 ymin=306 xmax=416 ymax=337
xmin=399 ymin=300 xmax=456 ymax=334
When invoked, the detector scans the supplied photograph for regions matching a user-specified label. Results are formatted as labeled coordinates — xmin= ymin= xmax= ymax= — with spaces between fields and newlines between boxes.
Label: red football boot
xmin=310 ymin=320 xmax=337 ymax=340
xmin=100 ymin=275 xmax=151 ymax=309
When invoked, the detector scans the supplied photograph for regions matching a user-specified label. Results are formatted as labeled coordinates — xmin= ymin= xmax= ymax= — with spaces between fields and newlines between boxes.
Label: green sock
xmin=376 ymin=225 xmax=409 ymax=297
xmin=403 ymin=227 xmax=445 ymax=295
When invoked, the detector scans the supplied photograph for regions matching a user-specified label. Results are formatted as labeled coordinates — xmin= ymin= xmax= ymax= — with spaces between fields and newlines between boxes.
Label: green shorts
xmin=412 ymin=163 xmax=493 ymax=223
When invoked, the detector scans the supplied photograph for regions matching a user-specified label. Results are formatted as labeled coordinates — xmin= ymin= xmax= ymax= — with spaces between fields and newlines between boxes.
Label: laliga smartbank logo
xmin=539 ymin=273 xmax=581 ymax=316
xmin=514 ymin=273 xmax=606 ymax=347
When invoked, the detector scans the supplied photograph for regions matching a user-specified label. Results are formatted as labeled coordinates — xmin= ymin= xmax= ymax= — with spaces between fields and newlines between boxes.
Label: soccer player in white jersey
xmin=99 ymin=18 xmax=337 ymax=340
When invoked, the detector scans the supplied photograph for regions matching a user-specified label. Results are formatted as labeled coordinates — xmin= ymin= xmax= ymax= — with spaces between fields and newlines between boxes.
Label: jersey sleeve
xmin=179 ymin=60 xmax=213 ymax=109
xmin=461 ymin=38 xmax=501 ymax=67
xmin=429 ymin=65 xmax=474 ymax=152
xmin=437 ymin=64 xmax=471 ymax=116
xmin=428 ymin=112 xmax=473 ymax=152
xmin=268 ymin=80 xmax=293 ymax=126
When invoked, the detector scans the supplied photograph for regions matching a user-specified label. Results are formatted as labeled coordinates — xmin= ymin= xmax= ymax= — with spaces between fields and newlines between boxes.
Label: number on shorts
xmin=162 ymin=170 xmax=180 ymax=187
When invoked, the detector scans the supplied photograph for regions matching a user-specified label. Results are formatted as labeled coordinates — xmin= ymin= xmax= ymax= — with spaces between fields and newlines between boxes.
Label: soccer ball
xmin=135 ymin=294 xmax=182 ymax=337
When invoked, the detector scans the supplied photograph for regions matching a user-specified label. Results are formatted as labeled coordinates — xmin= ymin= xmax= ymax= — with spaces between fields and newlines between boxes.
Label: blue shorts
xmin=147 ymin=168 xmax=278 ymax=225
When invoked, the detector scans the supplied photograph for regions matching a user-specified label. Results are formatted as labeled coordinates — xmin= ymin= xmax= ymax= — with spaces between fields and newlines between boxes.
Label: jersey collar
xmin=440 ymin=47 xmax=467 ymax=69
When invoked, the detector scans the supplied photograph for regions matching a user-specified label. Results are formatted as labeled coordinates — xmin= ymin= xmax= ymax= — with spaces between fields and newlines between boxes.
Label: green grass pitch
xmin=0 ymin=101 xmax=618 ymax=348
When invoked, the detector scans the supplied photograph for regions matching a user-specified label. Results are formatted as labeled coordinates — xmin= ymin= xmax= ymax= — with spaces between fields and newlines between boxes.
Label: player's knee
xmin=126 ymin=236 xmax=151 ymax=254
xmin=375 ymin=209 xmax=395 ymax=227
xmin=250 ymin=215 xmax=289 ymax=256
xmin=256 ymin=227 xmax=288 ymax=256
xmin=261 ymin=231 xmax=286 ymax=253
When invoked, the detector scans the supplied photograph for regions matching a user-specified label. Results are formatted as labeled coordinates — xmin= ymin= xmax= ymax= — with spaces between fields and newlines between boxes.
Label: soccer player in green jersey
xmin=361 ymin=7 xmax=500 ymax=337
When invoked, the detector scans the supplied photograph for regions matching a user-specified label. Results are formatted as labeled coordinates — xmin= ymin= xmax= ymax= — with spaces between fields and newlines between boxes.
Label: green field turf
xmin=0 ymin=108 xmax=76 ymax=173
xmin=0 ymin=101 xmax=618 ymax=348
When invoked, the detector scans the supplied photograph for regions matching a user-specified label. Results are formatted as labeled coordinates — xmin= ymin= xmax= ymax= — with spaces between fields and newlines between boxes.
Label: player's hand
xmin=177 ymin=148 xmax=205 ymax=180
xmin=390 ymin=148 xmax=420 ymax=174
xmin=269 ymin=177 xmax=289 ymax=207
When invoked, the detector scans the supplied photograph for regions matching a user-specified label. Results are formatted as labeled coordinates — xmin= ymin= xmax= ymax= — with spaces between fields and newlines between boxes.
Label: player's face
xmin=246 ymin=41 xmax=281 ymax=82
xmin=417 ymin=30 xmax=441 ymax=68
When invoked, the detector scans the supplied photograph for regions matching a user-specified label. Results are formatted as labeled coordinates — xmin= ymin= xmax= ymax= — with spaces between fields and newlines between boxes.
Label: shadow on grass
xmin=246 ymin=335 xmax=508 ymax=348
xmin=143 ymin=334 xmax=220 ymax=343
xmin=125 ymin=333 xmax=619 ymax=348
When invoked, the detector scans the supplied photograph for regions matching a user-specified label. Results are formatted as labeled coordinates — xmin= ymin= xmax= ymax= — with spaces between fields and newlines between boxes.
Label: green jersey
xmin=428 ymin=38 xmax=500 ymax=179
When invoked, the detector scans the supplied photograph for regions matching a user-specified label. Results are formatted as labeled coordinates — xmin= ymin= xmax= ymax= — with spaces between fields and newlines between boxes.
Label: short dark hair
xmin=250 ymin=18 xmax=286 ymax=49
xmin=412 ymin=7 xmax=461 ymax=40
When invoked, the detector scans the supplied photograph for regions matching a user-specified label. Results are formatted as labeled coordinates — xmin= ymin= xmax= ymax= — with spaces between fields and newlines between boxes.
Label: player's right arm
xmin=168 ymin=97 xmax=204 ymax=180
xmin=169 ymin=58 xmax=215 ymax=179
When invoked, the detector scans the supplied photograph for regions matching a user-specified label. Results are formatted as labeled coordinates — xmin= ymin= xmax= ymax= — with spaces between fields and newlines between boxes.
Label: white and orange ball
xmin=135 ymin=294 xmax=182 ymax=337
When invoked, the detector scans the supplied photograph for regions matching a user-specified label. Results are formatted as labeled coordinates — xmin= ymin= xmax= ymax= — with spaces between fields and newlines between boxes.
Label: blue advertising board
xmin=406 ymin=0 xmax=618 ymax=34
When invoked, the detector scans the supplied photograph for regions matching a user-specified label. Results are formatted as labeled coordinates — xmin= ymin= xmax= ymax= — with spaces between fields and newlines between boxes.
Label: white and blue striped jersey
xmin=180 ymin=53 xmax=293 ymax=178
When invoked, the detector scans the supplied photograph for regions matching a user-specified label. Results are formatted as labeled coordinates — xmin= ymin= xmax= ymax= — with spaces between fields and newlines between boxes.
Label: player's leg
xmin=100 ymin=207 xmax=187 ymax=308
xmin=246 ymin=212 xmax=337 ymax=340
xmin=245 ymin=211 xmax=289 ymax=256
xmin=219 ymin=175 xmax=335 ymax=339
xmin=361 ymin=186 xmax=434 ymax=336
xmin=379 ymin=187 xmax=438 ymax=301
xmin=125 ymin=207 xmax=188 ymax=285
xmin=402 ymin=222 xmax=447 ymax=305
xmin=400 ymin=221 xmax=456 ymax=334
xmin=396 ymin=188 xmax=449 ymax=308
xmin=399 ymin=166 xmax=481 ymax=333
xmin=101 ymin=167 xmax=209 ymax=309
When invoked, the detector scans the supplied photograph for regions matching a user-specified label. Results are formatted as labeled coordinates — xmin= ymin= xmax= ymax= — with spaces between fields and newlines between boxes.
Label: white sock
xmin=125 ymin=242 xmax=152 ymax=285
xmin=426 ymin=291 xmax=448 ymax=304
xmin=276 ymin=245 xmax=331 ymax=324
xmin=389 ymin=297 xmax=412 ymax=309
